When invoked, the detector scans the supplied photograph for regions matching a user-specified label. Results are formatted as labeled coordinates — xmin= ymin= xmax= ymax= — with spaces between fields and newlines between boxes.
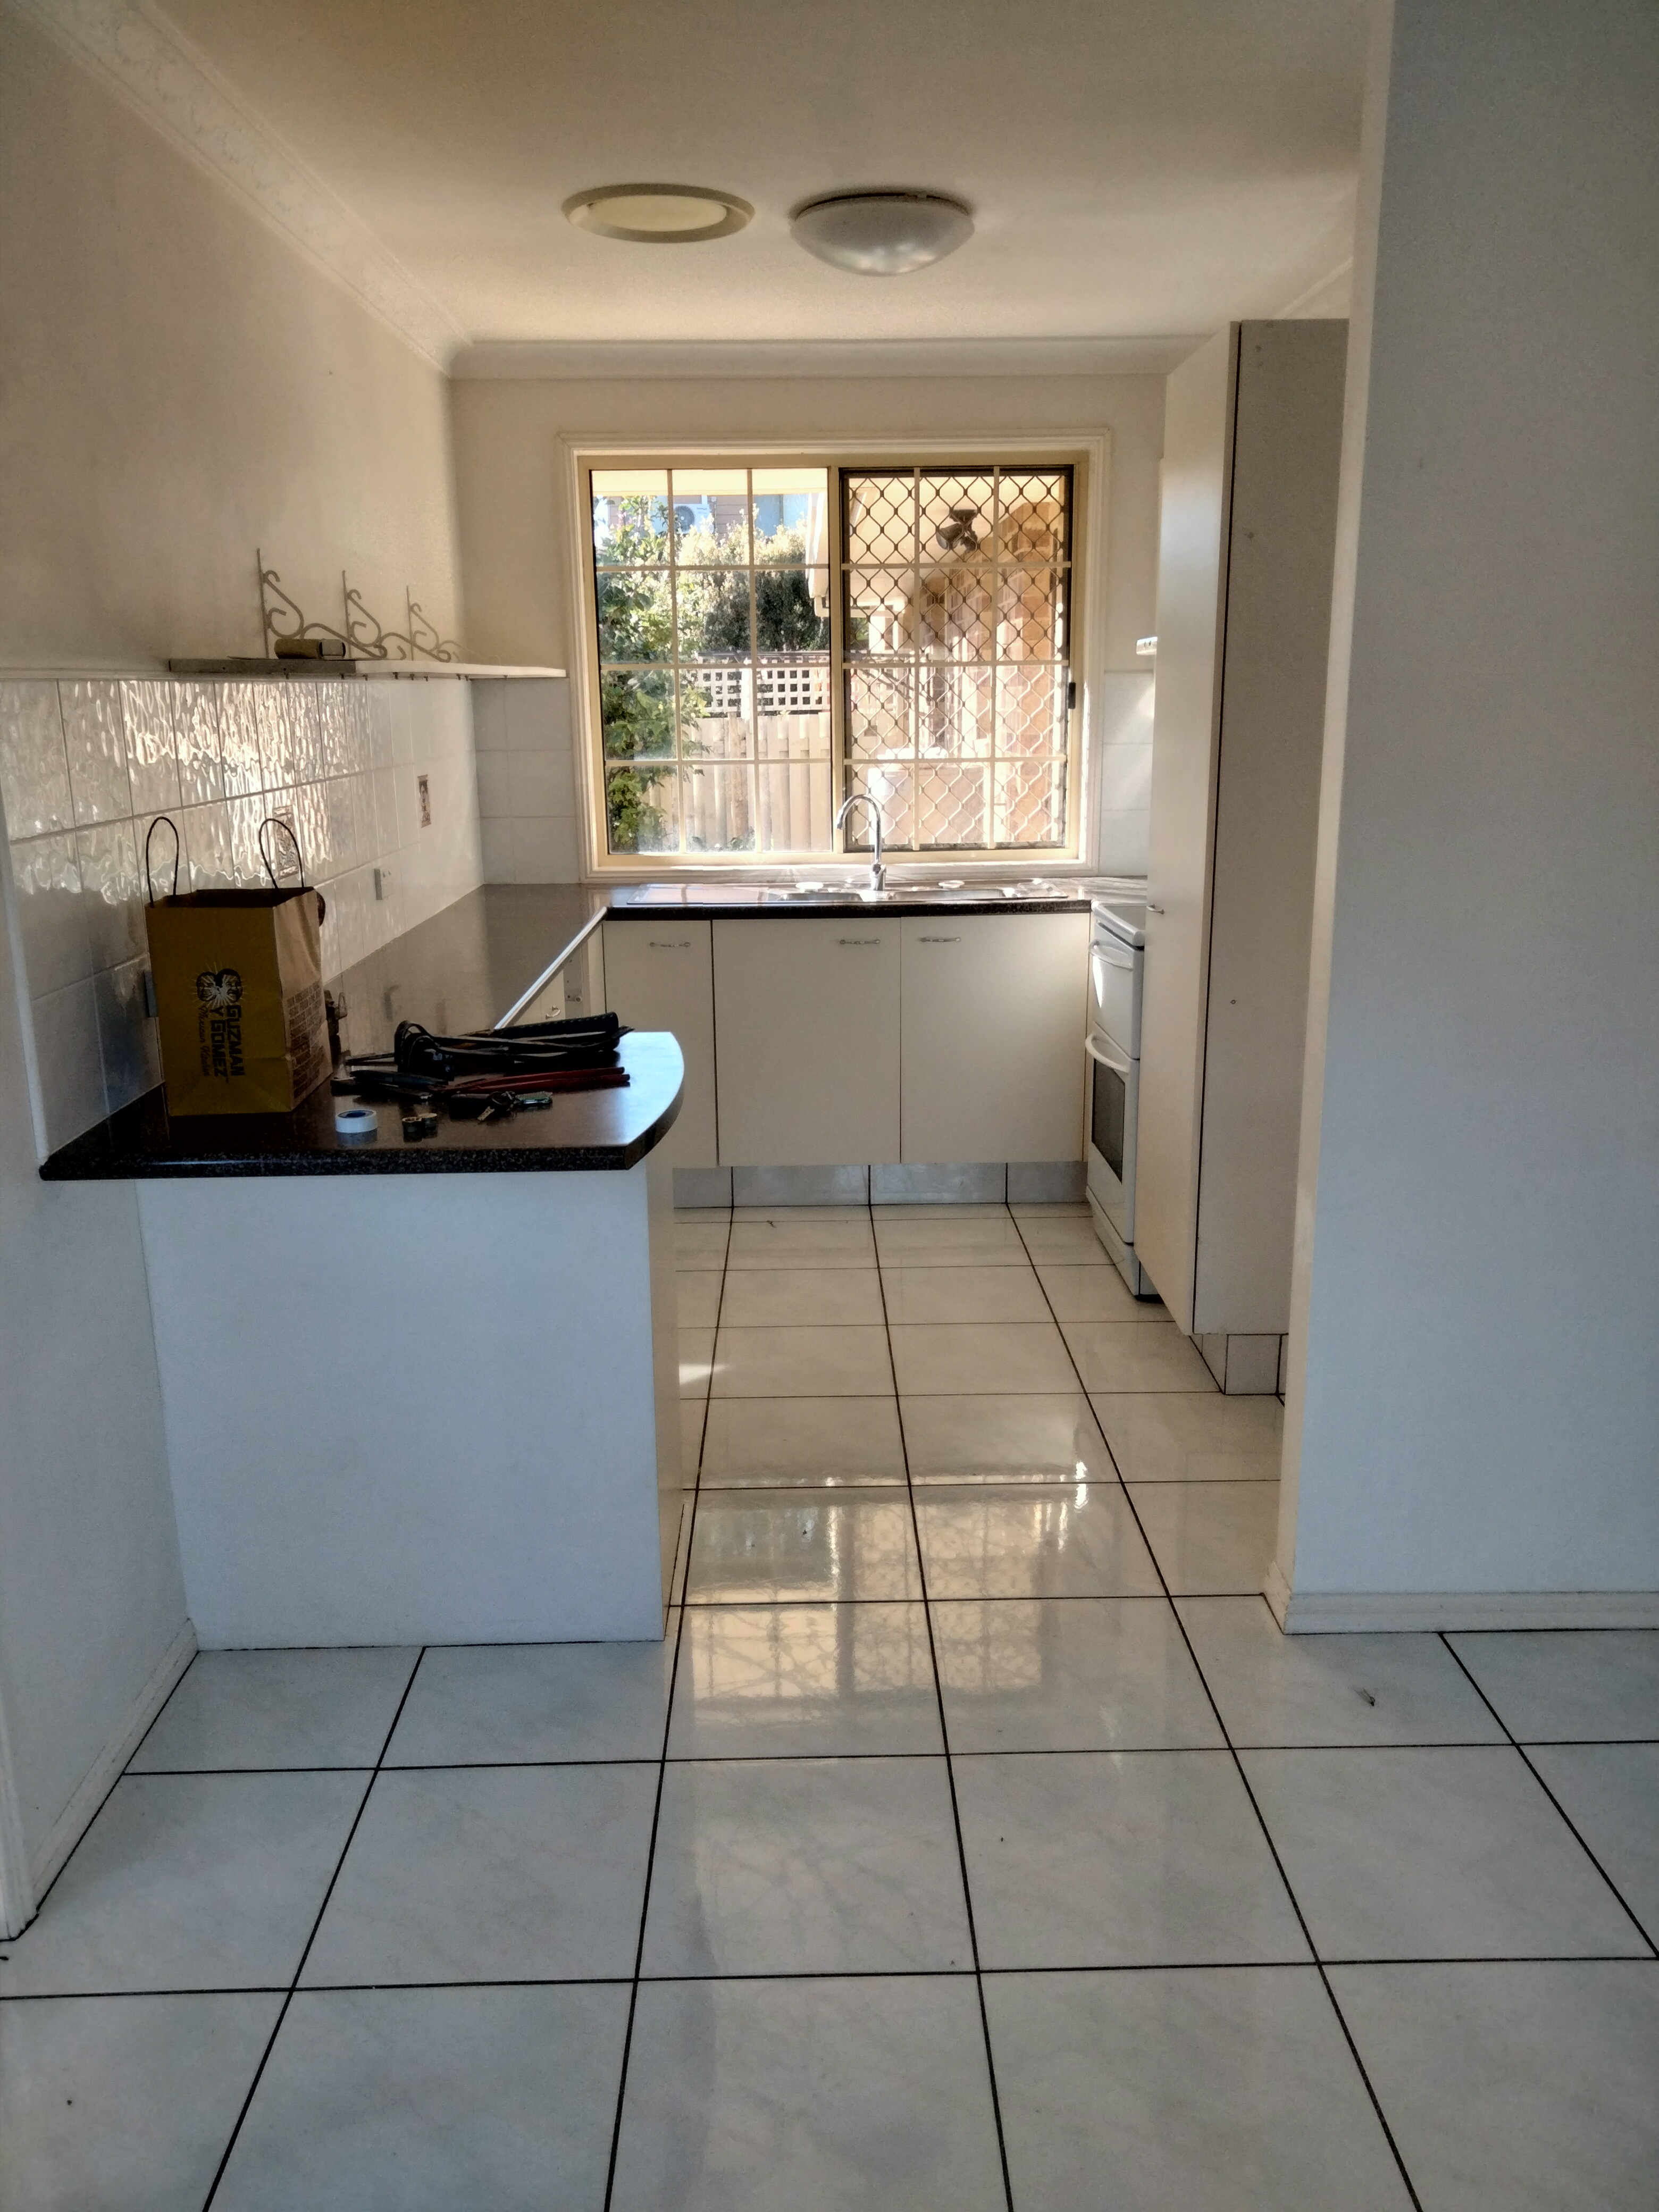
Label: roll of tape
xmin=334 ymin=1104 xmax=378 ymax=1139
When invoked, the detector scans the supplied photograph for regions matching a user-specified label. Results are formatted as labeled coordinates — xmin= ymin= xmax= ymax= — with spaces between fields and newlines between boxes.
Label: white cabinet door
xmin=901 ymin=913 xmax=1089 ymax=1163
xmin=714 ymin=918 xmax=901 ymax=1166
xmin=601 ymin=919 xmax=717 ymax=1167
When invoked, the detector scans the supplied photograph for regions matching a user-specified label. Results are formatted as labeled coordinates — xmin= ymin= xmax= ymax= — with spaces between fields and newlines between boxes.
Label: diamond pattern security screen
xmin=587 ymin=459 xmax=1075 ymax=860
xmin=843 ymin=467 xmax=1073 ymax=852
xmin=592 ymin=466 xmax=832 ymax=856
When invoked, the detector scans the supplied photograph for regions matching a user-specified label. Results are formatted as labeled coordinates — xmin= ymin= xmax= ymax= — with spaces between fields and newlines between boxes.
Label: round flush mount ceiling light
xmin=790 ymin=190 xmax=973 ymax=275
xmin=563 ymin=183 xmax=753 ymax=244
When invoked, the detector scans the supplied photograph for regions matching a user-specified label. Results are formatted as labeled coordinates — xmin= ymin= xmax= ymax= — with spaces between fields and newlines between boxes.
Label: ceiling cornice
xmin=450 ymin=336 xmax=1204 ymax=383
xmin=12 ymin=0 xmax=463 ymax=368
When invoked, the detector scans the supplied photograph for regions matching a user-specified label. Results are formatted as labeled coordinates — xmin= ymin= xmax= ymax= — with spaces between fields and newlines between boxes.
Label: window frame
xmin=563 ymin=434 xmax=1110 ymax=879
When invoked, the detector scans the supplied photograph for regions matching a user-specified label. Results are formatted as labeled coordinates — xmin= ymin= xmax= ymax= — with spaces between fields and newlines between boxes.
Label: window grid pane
xmin=591 ymin=460 xmax=1071 ymax=857
xmin=840 ymin=465 xmax=1073 ymax=852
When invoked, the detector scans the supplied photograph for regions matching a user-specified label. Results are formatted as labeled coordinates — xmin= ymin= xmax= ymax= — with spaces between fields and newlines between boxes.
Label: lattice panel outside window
xmin=842 ymin=466 xmax=1073 ymax=851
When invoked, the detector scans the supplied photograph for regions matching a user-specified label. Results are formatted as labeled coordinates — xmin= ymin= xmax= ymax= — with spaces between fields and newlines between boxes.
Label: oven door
xmin=1084 ymin=1029 xmax=1139 ymax=1241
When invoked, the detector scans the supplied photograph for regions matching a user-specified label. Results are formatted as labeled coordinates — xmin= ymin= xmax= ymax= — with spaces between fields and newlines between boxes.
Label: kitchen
xmin=0 ymin=4 xmax=1654 ymax=2207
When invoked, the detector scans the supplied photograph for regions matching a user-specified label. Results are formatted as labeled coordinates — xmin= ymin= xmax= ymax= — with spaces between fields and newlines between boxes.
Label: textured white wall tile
xmin=0 ymin=681 xmax=74 ymax=837
xmin=1097 ymin=805 xmax=1151 ymax=877
xmin=218 ymin=685 xmax=264 ymax=798
xmin=120 ymin=681 xmax=181 ymax=817
xmin=480 ymin=817 xmax=514 ymax=882
xmin=180 ymin=801 xmax=236 ymax=892
xmin=505 ymin=678 xmax=559 ymax=751
xmin=507 ymin=752 xmax=564 ymax=818
xmin=32 ymin=977 xmax=106 ymax=1149
xmin=60 ymin=682 xmax=133 ymax=825
xmin=169 ymin=682 xmax=225 ymax=807
xmin=77 ymin=821 xmax=145 ymax=970
xmin=476 ymin=752 xmax=512 ymax=819
xmin=11 ymin=833 xmax=93 ymax=995
xmin=471 ymin=678 xmax=508 ymax=753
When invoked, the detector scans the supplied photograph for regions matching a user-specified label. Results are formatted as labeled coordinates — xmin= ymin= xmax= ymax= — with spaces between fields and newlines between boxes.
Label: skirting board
xmin=1265 ymin=1560 xmax=1659 ymax=1634
xmin=20 ymin=1618 xmax=197 ymax=1922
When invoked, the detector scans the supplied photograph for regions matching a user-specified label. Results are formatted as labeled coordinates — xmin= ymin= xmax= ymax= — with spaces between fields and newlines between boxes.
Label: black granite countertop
xmin=605 ymin=877 xmax=1104 ymax=919
xmin=41 ymin=1030 xmax=682 ymax=1179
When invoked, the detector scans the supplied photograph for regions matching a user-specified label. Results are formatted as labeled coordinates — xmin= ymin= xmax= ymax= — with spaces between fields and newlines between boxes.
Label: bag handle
xmin=144 ymin=815 xmax=181 ymax=904
xmin=258 ymin=815 xmax=309 ymax=892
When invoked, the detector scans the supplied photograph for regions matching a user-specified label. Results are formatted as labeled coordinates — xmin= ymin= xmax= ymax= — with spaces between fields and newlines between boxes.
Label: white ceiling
xmin=99 ymin=0 xmax=1367 ymax=367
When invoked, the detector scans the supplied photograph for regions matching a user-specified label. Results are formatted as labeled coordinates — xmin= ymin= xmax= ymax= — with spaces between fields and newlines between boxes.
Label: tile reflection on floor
xmin=5 ymin=1200 xmax=1653 ymax=2207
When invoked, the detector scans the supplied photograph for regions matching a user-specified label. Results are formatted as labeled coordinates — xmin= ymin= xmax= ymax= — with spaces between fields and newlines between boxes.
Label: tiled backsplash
xmin=1092 ymin=671 xmax=1155 ymax=877
xmin=0 ymin=674 xmax=482 ymax=1152
xmin=472 ymin=677 xmax=583 ymax=885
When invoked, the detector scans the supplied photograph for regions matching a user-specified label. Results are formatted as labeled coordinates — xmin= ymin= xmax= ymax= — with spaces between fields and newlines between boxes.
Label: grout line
xmin=199 ymin=1645 xmax=429 ymax=2210
xmin=1009 ymin=1208 xmax=1428 ymax=2212
xmin=875 ymin=1195 xmax=1016 ymax=2212
xmin=600 ymin=1212 xmax=726 ymax=2209
xmin=1437 ymin=1636 xmax=1658 ymax=1958
xmin=11 ymin=1949 xmax=1654 ymax=2009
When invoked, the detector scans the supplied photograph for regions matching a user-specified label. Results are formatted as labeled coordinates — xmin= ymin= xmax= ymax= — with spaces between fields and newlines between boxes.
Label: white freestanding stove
xmin=1084 ymin=899 xmax=1157 ymax=1297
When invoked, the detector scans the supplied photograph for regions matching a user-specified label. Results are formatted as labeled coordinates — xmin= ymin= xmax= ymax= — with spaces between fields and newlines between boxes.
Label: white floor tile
xmin=932 ymin=1597 xmax=1224 ymax=1751
xmin=881 ymin=1263 xmax=1050 ymax=1323
xmin=679 ymin=1398 xmax=706 ymax=1474
xmin=915 ymin=1484 xmax=1163 ymax=1599
xmin=678 ymin=1328 xmax=715 ymax=1397
xmin=987 ymin=1967 xmax=1412 ymax=2212
xmin=715 ymin=1266 xmax=886 ymax=1326
xmin=902 ymin=1393 xmax=1115 ymax=1484
xmin=710 ymin=1323 xmax=893 ymax=1398
xmin=1444 ymin=1629 xmax=1659 ymax=1742
xmin=384 ymin=1638 xmax=675 ymax=1766
xmin=889 ymin=1321 xmax=1078 ymax=1395
xmin=1176 ymin=1598 xmax=1507 ymax=1746
xmin=699 ymin=1396 xmax=907 ymax=1486
xmin=1127 ymin=1480 xmax=1280 ymax=1594
xmin=1062 ymin=1319 xmax=1216 ymax=1390
xmin=130 ymin=1648 xmax=418 ymax=1773
xmin=1012 ymin=1217 xmax=1111 ymax=1264
xmin=1525 ymin=1743 xmax=1659 ymax=1939
xmin=0 ymin=1773 xmax=366 ymax=1996
xmin=1092 ymin=1389 xmax=1283 ymax=1480
xmin=676 ymin=1271 xmax=723 ymax=1328
xmin=1241 ymin=1746 xmax=1650 ymax=1960
xmin=1035 ymin=1262 xmax=1167 ymax=1321
xmin=727 ymin=1218 xmax=876 ymax=1269
xmin=612 ymin=1976 xmax=1006 ymax=2212
xmin=641 ymin=1757 xmax=971 ymax=1975
xmin=874 ymin=1215 xmax=1028 ymax=1266
xmin=685 ymin=1489 xmax=921 ymax=1603
xmin=213 ymin=1985 xmax=629 ymax=2212
xmin=0 ymin=1992 xmax=282 ymax=2212
xmin=674 ymin=1224 xmax=729 ymax=1271
xmin=669 ymin=1602 xmax=941 ymax=1758
xmin=1330 ymin=1961 xmax=1659 ymax=2212
xmin=956 ymin=1750 xmax=1309 ymax=1967
xmin=300 ymin=1764 xmax=657 ymax=1986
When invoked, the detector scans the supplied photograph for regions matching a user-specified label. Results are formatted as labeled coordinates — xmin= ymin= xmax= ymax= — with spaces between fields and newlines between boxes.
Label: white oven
xmin=1085 ymin=901 xmax=1153 ymax=1295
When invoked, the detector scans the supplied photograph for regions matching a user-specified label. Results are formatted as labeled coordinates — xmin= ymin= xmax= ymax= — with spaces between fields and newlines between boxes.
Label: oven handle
xmin=1085 ymin=1032 xmax=1133 ymax=1078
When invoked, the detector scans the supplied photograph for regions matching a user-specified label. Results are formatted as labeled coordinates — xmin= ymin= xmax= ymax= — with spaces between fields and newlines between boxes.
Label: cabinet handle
xmin=916 ymin=934 xmax=960 ymax=943
xmin=646 ymin=938 xmax=692 ymax=949
xmin=1145 ymin=904 xmax=1165 ymax=916
xmin=837 ymin=936 xmax=881 ymax=945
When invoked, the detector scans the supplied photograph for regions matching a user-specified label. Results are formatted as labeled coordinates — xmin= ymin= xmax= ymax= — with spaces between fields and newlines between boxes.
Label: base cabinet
xmin=900 ymin=912 xmax=1088 ymax=1163
xmin=601 ymin=920 xmax=718 ymax=1167
xmin=714 ymin=917 xmax=901 ymax=1166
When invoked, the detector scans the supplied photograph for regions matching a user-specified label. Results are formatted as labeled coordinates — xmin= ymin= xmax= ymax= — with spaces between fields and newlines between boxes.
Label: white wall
xmin=1277 ymin=0 xmax=1659 ymax=1619
xmin=450 ymin=372 xmax=1166 ymax=876
xmin=0 ymin=6 xmax=460 ymax=668
xmin=0 ymin=863 xmax=186 ymax=1921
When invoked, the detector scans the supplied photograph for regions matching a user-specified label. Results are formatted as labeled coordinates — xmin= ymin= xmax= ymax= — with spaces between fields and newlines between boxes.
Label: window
xmin=585 ymin=457 xmax=1077 ymax=864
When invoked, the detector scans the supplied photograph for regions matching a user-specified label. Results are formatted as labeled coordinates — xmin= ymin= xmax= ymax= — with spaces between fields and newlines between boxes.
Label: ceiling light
xmin=790 ymin=191 xmax=973 ymax=276
xmin=564 ymin=183 xmax=752 ymax=244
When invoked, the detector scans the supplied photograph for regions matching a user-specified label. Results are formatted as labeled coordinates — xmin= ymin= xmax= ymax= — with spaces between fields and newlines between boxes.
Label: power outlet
xmin=417 ymin=773 xmax=432 ymax=828
xmin=373 ymin=865 xmax=393 ymax=901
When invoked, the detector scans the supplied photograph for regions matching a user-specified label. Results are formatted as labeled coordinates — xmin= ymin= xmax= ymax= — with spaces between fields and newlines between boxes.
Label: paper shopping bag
xmin=143 ymin=817 xmax=330 ymax=1116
